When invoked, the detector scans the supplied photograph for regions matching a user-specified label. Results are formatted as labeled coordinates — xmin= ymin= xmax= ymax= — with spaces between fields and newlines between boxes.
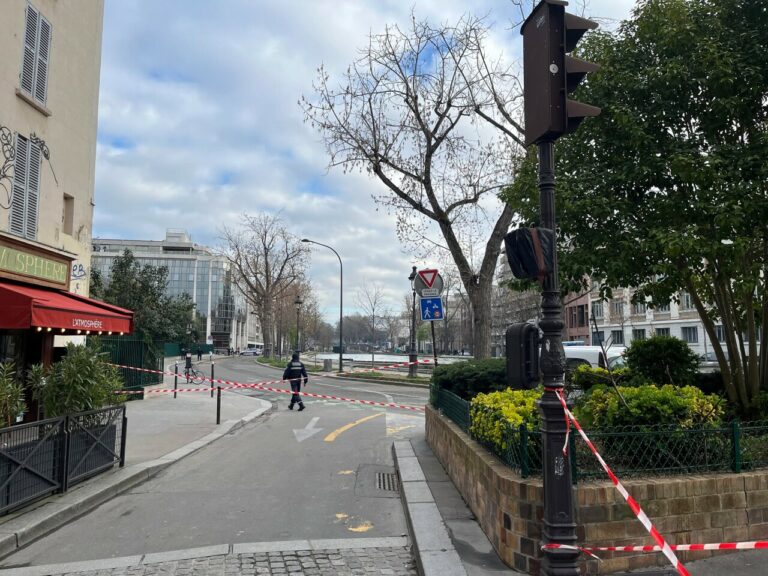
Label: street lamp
xmin=294 ymin=297 xmax=303 ymax=352
xmin=408 ymin=266 xmax=418 ymax=378
xmin=301 ymin=239 xmax=343 ymax=373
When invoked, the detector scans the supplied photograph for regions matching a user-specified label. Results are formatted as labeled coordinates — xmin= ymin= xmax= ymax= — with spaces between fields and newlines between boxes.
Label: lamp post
xmin=408 ymin=266 xmax=417 ymax=378
xmin=301 ymin=239 xmax=343 ymax=373
xmin=294 ymin=297 xmax=303 ymax=352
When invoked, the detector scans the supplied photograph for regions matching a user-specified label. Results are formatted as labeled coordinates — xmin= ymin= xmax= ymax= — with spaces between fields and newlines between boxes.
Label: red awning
xmin=0 ymin=281 xmax=133 ymax=334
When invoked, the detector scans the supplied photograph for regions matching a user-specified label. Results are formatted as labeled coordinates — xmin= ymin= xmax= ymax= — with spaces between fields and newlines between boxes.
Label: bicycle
xmin=184 ymin=367 xmax=206 ymax=385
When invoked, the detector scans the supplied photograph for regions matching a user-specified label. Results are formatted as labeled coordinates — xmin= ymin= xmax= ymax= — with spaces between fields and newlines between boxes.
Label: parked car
xmin=239 ymin=348 xmax=260 ymax=357
xmin=562 ymin=345 xmax=627 ymax=370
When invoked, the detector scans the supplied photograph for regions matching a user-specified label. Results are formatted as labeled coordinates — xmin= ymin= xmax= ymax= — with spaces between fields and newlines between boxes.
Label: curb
xmin=393 ymin=440 xmax=467 ymax=576
xmin=0 ymin=400 xmax=271 ymax=562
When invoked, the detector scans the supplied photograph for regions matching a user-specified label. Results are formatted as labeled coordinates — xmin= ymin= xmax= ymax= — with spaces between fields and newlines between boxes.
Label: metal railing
xmin=431 ymin=384 xmax=768 ymax=483
xmin=0 ymin=405 xmax=125 ymax=515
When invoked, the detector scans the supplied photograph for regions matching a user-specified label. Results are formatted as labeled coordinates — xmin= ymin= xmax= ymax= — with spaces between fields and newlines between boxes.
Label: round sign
xmin=414 ymin=271 xmax=444 ymax=297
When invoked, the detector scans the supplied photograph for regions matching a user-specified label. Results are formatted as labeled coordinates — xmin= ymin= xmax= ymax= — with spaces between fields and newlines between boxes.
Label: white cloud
xmin=94 ymin=0 xmax=635 ymax=320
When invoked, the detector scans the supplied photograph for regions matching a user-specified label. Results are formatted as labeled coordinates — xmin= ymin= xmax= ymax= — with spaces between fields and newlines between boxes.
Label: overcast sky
xmin=93 ymin=0 xmax=636 ymax=322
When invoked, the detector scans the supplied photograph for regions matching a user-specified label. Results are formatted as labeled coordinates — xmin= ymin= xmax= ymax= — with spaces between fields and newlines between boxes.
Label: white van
xmin=562 ymin=345 xmax=626 ymax=370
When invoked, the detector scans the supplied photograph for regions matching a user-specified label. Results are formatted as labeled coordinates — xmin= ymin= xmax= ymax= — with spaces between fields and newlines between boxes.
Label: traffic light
xmin=521 ymin=0 xmax=601 ymax=146
xmin=506 ymin=323 xmax=540 ymax=389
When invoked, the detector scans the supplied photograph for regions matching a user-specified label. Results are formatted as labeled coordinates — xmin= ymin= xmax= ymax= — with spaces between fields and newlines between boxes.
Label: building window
xmin=577 ymin=305 xmax=587 ymax=327
xmin=611 ymin=330 xmax=625 ymax=345
xmin=682 ymin=326 xmax=698 ymax=343
xmin=9 ymin=134 xmax=41 ymax=240
xmin=62 ymin=193 xmax=74 ymax=235
xmin=610 ymin=299 xmax=624 ymax=317
xmin=655 ymin=327 xmax=671 ymax=337
xmin=20 ymin=4 xmax=52 ymax=106
xmin=654 ymin=301 xmax=670 ymax=313
xmin=715 ymin=325 xmax=725 ymax=342
xmin=631 ymin=302 xmax=646 ymax=315
xmin=680 ymin=292 xmax=695 ymax=311
xmin=632 ymin=329 xmax=646 ymax=341
xmin=591 ymin=301 xmax=603 ymax=320
xmin=592 ymin=331 xmax=604 ymax=344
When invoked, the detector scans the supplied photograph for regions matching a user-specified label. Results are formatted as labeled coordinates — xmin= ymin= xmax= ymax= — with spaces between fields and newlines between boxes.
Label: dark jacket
xmin=283 ymin=359 xmax=308 ymax=386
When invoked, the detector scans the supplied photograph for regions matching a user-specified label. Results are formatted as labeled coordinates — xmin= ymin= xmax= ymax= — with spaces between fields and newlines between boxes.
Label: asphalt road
xmin=0 ymin=358 xmax=428 ymax=568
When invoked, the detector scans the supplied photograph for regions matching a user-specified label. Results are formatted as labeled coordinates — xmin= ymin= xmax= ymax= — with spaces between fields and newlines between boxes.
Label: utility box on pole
xmin=506 ymin=323 xmax=540 ymax=389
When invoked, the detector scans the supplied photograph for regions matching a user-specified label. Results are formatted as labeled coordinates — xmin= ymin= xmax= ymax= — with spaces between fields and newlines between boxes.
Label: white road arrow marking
xmin=293 ymin=416 xmax=322 ymax=442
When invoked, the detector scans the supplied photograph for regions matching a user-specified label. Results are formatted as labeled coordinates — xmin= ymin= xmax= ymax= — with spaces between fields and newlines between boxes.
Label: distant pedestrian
xmin=283 ymin=352 xmax=308 ymax=411
xmin=197 ymin=347 xmax=202 ymax=361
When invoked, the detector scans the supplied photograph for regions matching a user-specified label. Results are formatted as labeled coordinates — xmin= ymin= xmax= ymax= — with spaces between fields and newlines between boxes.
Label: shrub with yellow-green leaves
xmin=574 ymin=384 xmax=725 ymax=429
xmin=469 ymin=388 xmax=541 ymax=454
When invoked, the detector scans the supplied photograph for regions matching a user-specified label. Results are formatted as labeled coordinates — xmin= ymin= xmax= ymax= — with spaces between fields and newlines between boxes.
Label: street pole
xmin=537 ymin=140 xmax=579 ymax=575
xmin=301 ymin=239 xmax=344 ymax=372
xmin=294 ymin=298 xmax=302 ymax=353
xmin=408 ymin=266 xmax=418 ymax=377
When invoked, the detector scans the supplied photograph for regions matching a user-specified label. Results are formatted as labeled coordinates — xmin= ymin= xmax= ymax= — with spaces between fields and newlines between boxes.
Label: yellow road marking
xmin=324 ymin=412 xmax=384 ymax=442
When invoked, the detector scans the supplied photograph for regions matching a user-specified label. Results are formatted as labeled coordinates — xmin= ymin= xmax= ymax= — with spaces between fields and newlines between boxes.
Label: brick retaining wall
xmin=426 ymin=404 xmax=768 ymax=574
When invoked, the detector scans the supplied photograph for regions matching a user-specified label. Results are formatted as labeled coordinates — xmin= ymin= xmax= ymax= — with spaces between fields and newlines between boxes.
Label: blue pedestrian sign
xmin=420 ymin=297 xmax=445 ymax=322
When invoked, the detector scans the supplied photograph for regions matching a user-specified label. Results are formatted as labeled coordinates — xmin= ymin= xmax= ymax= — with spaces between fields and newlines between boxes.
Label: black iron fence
xmin=431 ymin=384 xmax=768 ymax=483
xmin=0 ymin=405 xmax=125 ymax=515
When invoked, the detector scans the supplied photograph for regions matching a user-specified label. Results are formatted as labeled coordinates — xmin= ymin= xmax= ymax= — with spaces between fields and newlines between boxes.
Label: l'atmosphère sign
xmin=0 ymin=234 xmax=70 ymax=289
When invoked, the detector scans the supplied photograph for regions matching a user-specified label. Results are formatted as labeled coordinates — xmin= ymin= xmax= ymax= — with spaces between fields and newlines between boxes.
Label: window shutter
xmin=26 ymin=141 xmax=41 ymax=239
xmin=35 ymin=16 xmax=51 ymax=104
xmin=21 ymin=5 xmax=38 ymax=95
xmin=9 ymin=135 xmax=28 ymax=237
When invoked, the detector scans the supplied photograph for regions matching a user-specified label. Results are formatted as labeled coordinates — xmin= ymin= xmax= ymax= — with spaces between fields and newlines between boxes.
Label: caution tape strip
xmin=543 ymin=541 xmax=768 ymax=554
xmin=109 ymin=364 xmax=425 ymax=412
xmin=549 ymin=388 xmax=689 ymax=576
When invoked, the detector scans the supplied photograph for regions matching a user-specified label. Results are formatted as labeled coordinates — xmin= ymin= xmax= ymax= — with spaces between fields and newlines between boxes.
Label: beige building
xmin=0 ymin=0 xmax=104 ymax=297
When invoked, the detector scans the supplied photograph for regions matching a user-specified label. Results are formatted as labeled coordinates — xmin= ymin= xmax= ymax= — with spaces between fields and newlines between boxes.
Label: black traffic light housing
xmin=521 ymin=0 xmax=601 ymax=145
xmin=506 ymin=323 xmax=540 ymax=389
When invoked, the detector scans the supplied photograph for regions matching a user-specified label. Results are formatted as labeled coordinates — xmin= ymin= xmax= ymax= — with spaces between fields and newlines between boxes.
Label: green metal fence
xmin=431 ymin=384 xmax=768 ymax=483
xmin=95 ymin=336 xmax=164 ymax=393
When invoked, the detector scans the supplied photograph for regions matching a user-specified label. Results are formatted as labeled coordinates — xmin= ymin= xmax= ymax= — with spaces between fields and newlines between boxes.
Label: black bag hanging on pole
xmin=504 ymin=227 xmax=555 ymax=281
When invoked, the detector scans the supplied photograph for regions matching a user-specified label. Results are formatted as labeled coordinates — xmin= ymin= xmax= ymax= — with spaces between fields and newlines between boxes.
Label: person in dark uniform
xmin=283 ymin=352 xmax=308 ymax=411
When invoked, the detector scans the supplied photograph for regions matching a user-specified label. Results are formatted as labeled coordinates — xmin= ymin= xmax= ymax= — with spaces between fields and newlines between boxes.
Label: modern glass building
xmin=91 ymin=229 xmax=258 ymax=351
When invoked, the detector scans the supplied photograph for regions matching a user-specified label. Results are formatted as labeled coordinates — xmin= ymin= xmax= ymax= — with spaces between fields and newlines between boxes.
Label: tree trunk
xmin=468 ymin=280 xmax=493 ymax=358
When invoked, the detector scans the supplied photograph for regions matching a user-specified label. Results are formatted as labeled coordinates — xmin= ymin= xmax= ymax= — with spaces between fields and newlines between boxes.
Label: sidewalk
xmin=0 ymin=358 xmax=271 ymax=563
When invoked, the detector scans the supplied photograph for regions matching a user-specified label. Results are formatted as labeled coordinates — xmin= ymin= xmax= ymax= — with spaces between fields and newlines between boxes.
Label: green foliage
xmin=469 ymin=388 xmax=541 ymax=454
xmin=98 ymin=249 xmax=196 ymax=346
xmin=624 ymin=335 xmax=699 ymax=386
xmin=575 ymin=384 xmax=725 ymax=429
xmin=43 ymin=341 xmax=124 ymax=417
xmin=432 ymin=358 xmax=506 ymax=399
xmin=0 ymin=363 xmax=27 ymax=428
xmin=571 ymin=365 xmax=633 ymax=392
xmin=693 ymin=371 xmax=725 ymax=396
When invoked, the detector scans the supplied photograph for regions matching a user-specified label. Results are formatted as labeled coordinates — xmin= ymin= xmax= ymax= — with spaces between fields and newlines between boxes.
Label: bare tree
xmin=356 ymin=283 xmax=386 ymax=365
xmin=301 ymin=14 xmax=525 ymax=357
xmin=219 ymin=214 xmax=307 ymax=358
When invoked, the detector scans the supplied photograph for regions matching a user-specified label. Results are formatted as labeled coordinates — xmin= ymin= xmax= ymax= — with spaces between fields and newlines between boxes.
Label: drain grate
xmin=376 ymin=472 xmax=399 ymax=492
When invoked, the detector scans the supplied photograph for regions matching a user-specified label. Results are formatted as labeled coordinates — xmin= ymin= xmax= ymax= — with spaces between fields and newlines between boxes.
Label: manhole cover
xmin=376 ymin=472 xmax=399 ymax=492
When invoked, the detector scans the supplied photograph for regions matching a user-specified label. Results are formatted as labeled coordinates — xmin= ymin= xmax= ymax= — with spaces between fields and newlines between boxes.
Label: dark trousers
xmin=289 ymin=380 xmax=303 ymax=406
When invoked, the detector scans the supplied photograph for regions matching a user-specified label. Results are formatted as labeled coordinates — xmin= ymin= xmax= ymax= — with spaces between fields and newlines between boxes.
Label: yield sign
xmin=418 ymin=269 xmax=439 ymax=289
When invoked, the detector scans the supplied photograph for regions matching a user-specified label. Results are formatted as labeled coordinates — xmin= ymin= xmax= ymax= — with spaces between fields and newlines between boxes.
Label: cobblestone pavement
xmin=43 ymin=547 xmax=416 ymax=576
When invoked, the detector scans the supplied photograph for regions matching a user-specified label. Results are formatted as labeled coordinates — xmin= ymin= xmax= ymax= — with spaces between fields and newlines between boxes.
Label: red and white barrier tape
xmin=548 ymin=388 xmax=689 ymax=576
xmin=109 ymin=364 xmax=425 ymax=412
xmin=543 ymin=541 xmax=768 ymax=555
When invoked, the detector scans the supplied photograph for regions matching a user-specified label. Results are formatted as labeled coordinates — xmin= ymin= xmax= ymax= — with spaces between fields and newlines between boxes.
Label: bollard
xmin=119 ymin=411 xmax=128 ymax=468
xmin=174 ymin=363 xmax=178 ymax=399
xmin=211 ymin=362 xmax=215 ymax=398
xmin=216 ymin=386 xmax=222 ymax=424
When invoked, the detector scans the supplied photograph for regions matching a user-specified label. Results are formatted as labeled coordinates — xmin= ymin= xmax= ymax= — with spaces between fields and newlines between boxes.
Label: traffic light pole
xmin=537 ymin=140 xmax=580 ymax=576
